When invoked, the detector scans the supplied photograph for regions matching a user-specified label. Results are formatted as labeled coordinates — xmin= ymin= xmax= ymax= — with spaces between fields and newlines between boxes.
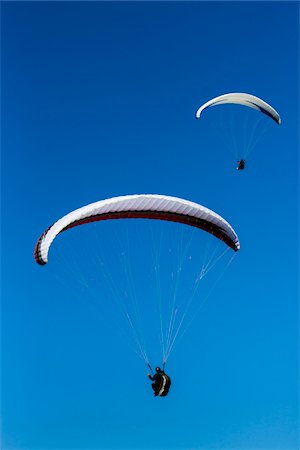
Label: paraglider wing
xmin=195 ymin=93 xmax=281 ymax=125
xmin=34 ymin=194 xmax=240 ymax=265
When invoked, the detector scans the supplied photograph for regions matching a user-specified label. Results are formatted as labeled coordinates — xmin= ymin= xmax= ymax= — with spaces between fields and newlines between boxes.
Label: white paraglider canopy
xmin=35 ymin=194 xmax=240 ymax=266
xmin=196 ymin=92 xmax=281 ymax=125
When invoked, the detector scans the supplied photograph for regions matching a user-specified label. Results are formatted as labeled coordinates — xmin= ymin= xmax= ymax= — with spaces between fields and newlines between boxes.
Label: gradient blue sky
xmin=1 ymin=2 xmax=299 ymax=449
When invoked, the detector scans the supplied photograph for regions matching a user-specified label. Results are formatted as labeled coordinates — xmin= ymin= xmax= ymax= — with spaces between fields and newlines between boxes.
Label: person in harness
xmin=148 ymin=367 xmax=171 ymax=397
xmin=236 ymin=159 xmax=246 ymax=170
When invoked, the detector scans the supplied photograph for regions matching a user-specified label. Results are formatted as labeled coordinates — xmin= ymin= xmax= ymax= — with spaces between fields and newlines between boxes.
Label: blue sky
xmin=1 ymin=1 xmax=299 ymax=449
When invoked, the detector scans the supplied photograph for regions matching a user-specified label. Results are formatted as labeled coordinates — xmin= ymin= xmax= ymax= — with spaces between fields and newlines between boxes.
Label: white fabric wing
xmin=34 ymin=194 xmax=240 ymax=265
xmin=195 ymin=92 xmax=281 ymax=124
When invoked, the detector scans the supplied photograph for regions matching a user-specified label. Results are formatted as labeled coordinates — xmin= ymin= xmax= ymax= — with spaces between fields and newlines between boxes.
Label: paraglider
xmin=236 ymin=159 xmax=246 ymax=171
xmin=195 ymin=93 xmax=281 ymax=168
xmin=148 ymin=366 xmax=171 ymax=397
xmin=34 ymin=193 xmax=240 ymax=395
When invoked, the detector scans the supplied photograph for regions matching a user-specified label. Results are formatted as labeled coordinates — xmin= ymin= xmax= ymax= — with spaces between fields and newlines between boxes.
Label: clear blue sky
xmin=1 ymin=1 xmax=299 ymax=449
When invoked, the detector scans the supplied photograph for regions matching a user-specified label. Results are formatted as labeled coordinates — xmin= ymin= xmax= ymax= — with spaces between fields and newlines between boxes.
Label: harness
xmin=147 ymin=362 xmax=171 ymax=397
xmin=157 ymin=374 xmax=171 ymax=396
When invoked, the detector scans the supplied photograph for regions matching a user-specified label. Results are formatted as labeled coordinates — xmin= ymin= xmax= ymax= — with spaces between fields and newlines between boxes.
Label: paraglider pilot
xmin=148 ymin=367 xmax=171 ymax=397
xmin=236 ymin=159 xmax=246 ymax=170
